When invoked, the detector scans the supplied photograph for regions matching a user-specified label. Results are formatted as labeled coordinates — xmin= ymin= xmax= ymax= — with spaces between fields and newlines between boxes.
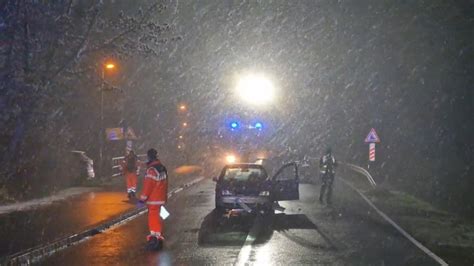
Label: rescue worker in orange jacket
xmin=139 ymin=148 xmax=168 ymax=248
xmin=120 ymin=150 xmax=139 ymax=199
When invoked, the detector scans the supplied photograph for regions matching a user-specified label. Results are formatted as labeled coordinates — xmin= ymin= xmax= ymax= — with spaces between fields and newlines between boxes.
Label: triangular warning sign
xmin=365 ymin=128 xmax=380 ymax=143
xmin=125 ymin=127 xmax=138 ymax=140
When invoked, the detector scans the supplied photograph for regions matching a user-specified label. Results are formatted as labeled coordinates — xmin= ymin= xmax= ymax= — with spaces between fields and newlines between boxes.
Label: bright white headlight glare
xmin=225 ymin=155 xmax=237 ymax=164
xmin=236 ymin=74 xmax=275 ymax=105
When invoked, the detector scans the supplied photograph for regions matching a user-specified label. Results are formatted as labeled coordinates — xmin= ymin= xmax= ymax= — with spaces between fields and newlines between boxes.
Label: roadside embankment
xmin=341 ymin=166 xmax=474 ymax=265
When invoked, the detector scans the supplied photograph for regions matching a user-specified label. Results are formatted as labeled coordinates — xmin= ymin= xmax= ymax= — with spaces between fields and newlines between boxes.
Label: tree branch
xmin=88 ymin=2 xmax=161 ymax=54
xmin=46 ymin=4 xmax=100 ymax=85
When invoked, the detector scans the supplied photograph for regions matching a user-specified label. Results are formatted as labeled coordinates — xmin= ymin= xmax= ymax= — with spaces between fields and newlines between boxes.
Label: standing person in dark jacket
xmin=319 ymin=148 xmax=337 ymax=204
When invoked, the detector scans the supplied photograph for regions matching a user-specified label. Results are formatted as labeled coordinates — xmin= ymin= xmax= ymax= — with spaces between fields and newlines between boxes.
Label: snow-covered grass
xmin=365 ymin=188 xmax=474 ymax=265
xmin=0 ymin=187 xmax=99 ymax=215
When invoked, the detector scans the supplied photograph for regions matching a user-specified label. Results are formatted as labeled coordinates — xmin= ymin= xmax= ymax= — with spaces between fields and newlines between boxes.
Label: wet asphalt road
xmin=44 ymin=178 xmax=435 ymax=265
xmin=0 ymin=189 xmax=134 ymax=258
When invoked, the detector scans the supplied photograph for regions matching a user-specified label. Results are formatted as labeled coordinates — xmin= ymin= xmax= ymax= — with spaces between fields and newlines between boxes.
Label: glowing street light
xmin=179 ymin=135 xmax=183 ymax=139
xmin=182 ymin=122 xmax=188 ymax=127
xmin=105 ymin=63 xmax=115 ymax=70
xmin=179 ymin=104 xmax=187 ymax=111
xmin=236 ymin=73 xmax=275 ymax=106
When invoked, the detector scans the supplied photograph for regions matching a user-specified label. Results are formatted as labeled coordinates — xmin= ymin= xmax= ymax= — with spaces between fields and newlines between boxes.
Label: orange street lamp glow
xmin=179 ymin=105 xmax=186 ymax=111
xmin=182 ymin=122 xmax=187 ymax=127
xmin=105 ymin=63 xmax=115 ymax=70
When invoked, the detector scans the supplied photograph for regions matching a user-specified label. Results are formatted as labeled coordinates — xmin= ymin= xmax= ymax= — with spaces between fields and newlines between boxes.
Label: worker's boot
xmin=147 ymin=235 xmax=164 ymax=251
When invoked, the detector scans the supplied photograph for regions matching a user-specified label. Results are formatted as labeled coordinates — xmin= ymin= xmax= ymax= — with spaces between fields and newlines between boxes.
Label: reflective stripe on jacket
xmin=140 ymin=160 xmax=168 ymax=204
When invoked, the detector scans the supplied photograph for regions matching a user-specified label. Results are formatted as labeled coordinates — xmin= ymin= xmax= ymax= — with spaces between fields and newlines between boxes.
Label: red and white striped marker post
xmin=369 ymin=143 xmax=376 ymax=162
xmin=365 ymin=128 xmax=381 ymax=169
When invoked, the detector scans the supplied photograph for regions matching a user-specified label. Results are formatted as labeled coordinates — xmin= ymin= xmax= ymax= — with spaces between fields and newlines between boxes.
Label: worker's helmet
xmin=147 ymin=148 xmax=158 ymax=161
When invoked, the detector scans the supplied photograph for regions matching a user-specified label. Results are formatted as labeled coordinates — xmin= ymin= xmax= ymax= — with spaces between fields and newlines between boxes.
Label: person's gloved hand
xmin=137 ymin=200 xmax=146 ymax=208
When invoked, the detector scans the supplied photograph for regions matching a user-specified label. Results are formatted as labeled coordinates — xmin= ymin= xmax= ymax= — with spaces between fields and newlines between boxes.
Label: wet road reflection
xmin=43 ymin=180 xmax=436 ymax=265
xmin=0 ymin=190 xmax=134 ymax=257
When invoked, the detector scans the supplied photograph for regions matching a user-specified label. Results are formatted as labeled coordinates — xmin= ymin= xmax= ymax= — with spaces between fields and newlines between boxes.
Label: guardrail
xmin=341 ymin=162 xmax=377 ymax=187
xmin=111 ymin=154 xmax=147 ymax=177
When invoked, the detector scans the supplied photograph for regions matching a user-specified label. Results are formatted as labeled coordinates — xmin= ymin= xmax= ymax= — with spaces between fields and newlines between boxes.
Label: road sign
xmin=106 ymin=128 xmax=124 ymax=141
xmin=365 ymin=128 xmax=381 ymax=143
xmin=125 ymin=127 xmax=138 ymax=140
xmin=369 ymin=143 xmax=376 ymax=161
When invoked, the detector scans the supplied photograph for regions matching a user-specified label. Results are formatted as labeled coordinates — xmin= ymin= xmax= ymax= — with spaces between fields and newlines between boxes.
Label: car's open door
xmin=271 ymin=162 xmax=299 ymax=201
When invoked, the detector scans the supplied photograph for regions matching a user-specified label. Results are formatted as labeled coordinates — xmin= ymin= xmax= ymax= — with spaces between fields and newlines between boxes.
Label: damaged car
xmin=213 ymin=162 xmax=299 ymax=216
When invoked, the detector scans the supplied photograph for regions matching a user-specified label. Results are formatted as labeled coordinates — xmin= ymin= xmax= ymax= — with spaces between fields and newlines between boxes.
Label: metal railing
xmin=341 ymin=162 xmax=377 ymax=187
xmin=111 ymin=154 xmax=147 ymax=177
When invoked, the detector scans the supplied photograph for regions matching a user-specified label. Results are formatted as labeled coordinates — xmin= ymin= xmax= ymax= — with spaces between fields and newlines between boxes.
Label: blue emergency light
xmin=254 ymin=122 xmax=263 ymax=130
xmin=230 ymin=121 xmax=239 ymax=129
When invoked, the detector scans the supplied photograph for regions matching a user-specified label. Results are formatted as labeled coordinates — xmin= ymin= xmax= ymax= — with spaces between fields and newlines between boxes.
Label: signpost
xmin=365 ymin=128 xmax=380 ymax=168
xmin=106 ymin=127 xmax=139 ymax=155
xmin=369 ymin=143 xmax=376 ymax=162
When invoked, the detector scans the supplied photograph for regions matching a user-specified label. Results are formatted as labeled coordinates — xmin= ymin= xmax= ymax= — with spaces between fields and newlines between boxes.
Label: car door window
xmin=271 ymin=162 xmax=299 ymax=201
xmin=273 ymin=163 xmax=298 ymax=181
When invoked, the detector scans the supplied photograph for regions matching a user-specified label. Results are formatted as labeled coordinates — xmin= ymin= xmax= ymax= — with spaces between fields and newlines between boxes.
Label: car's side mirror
xmin=212 ymin=176 xmax=218 ymax=182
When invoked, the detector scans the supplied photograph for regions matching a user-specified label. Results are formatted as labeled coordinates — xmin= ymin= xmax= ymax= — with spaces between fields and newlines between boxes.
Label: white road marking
xmin=235 ymin=216 xmax=261 ymax=266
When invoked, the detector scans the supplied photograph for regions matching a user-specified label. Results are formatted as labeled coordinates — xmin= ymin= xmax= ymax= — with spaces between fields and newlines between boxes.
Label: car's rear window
xmin=223 ymin=167 xmax=266 ymax=182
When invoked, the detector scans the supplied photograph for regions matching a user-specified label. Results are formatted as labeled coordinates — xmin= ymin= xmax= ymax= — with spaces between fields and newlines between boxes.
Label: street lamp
xmin=179 ymin=104 xmax=187 ymax=111
xmin=99 ymin=61 xmax=117 ymax=178
xmin=105 ymin=63 xmax=115 ymax=70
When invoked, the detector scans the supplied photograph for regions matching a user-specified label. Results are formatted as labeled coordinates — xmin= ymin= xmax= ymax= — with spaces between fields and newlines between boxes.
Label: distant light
xmin=254 ymin=122 xmax=263 ymax=130
xmin=230 ymin=121 xmax=239 ymax=129
xmin=105 ymin=63 xmax=115 ymax=69
xmin=179 ymin=104 xmax=187 ymax=111
xmin=236 ymin=74 xmax=275 ymax=106
xmin=182 ymin=122 xmax=188 ymax=127
xmin=225 ymin=155 xmax=237 ymax=164
xmin=178 ymin=145 xmax=182 ymax=149
xmin=179 ymin=135 xmax=183 ymax=139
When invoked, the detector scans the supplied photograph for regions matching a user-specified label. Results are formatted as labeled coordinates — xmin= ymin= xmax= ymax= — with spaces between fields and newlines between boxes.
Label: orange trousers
xmin=125 ymin=172 xmax=137 ymax=193
xmin=147 ymin=205 xmax=163 ymax=236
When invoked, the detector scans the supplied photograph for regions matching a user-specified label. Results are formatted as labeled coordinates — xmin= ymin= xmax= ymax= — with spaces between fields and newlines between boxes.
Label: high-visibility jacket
xmin=319 ymin=154 xmax=337 ymax=175
xmin=140 ymin=160 xmax=168 ymax=205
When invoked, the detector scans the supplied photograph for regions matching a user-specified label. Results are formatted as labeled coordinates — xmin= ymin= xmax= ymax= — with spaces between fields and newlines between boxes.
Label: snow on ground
xmin=0 ymin=187 xmax=99 ymax=215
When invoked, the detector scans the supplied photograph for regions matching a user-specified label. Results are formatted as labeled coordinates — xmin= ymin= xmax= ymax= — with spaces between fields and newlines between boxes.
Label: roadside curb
xmin=5 ymin=176 xmax=206 ymax=265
